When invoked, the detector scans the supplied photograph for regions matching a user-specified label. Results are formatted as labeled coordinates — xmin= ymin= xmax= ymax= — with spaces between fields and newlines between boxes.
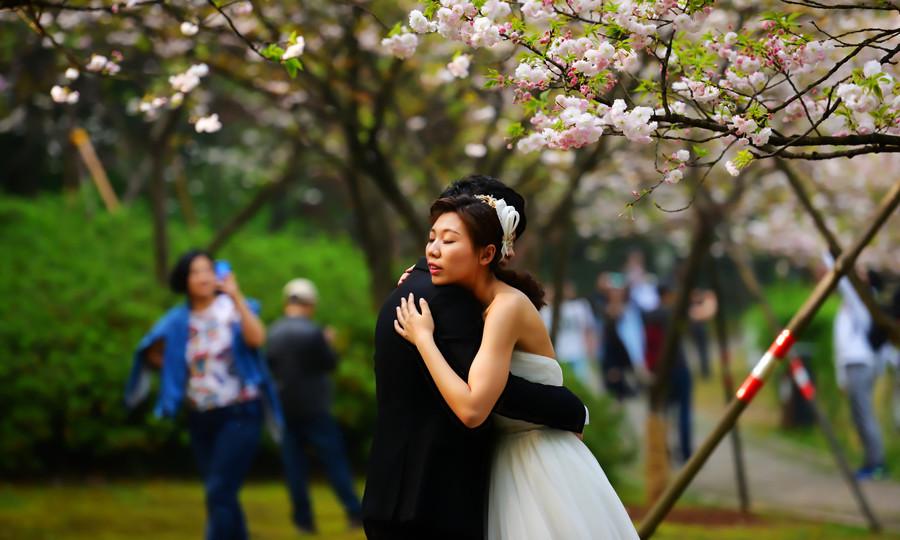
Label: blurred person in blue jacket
xmin=125 ymin=250 xmax=283 ymax=540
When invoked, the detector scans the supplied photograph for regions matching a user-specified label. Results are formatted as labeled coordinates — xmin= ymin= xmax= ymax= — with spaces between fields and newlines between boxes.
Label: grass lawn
xmin=0 ymin=480 xmax=895 ymax=540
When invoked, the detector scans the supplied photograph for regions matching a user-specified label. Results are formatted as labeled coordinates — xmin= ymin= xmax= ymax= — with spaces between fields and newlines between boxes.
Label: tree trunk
xmin=148 ymin=110 xmax=181 ymax=284
xmin=709 ymin=254 xmax=751 ymax=513
xmin=549 ymin=218 xmax=574 ymax=344
xmin=172 ymin=155 xmax=198 ymax=228
xmin=344 ymin=166 xmax=395 ymax=307
xmin=207 ymin=144 xmax=302 ymax=254
xmin=267 ymin=180 xmax=291 ymax=232
xmin=646 ymin=209 xmax=715 ymax=503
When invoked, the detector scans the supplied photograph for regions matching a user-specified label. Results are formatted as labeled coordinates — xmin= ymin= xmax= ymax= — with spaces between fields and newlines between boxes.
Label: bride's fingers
xmin=395 ymin=305 xmax=405 ymax=325
xmin=410 ymin=293 xmax=424 ymax=316
xmin=393 ymin=319 xmax=406 ymax=337
xmin=418 ymin=297 xmax=430 ymax=317
xmin=400 ymin=295 xmax=409 ymax=319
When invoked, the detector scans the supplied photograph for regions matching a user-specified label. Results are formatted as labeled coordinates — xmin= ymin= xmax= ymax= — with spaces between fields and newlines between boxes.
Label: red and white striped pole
xmin=736 ymin=329 xmax=796 ymax=403
xmin=788 ymin=356 xmax=816 ymax=401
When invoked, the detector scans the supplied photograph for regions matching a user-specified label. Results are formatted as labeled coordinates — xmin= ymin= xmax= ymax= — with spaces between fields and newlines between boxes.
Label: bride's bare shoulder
xmin=489 ymin=285 xmax=539 ymax=318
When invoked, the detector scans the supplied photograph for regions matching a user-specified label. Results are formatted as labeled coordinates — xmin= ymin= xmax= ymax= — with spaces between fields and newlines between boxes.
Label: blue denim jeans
xmin=669 ymin=363 xmax=693 ymax=462
xmin=188 ymin=400 xmax=263 ymax=540
xmin=281 ymin=413 xmax=362 ymax=530
xmin=846 ymin=363 xmax=885 ymax=468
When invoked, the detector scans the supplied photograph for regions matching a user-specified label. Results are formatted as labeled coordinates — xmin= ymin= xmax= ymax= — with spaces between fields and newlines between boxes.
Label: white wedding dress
xmin=487 ymin=351 xmax=639 ymax=540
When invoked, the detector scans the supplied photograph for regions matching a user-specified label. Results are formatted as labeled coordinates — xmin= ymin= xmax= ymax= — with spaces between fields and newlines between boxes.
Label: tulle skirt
xmin=487 ymin=427 xmax=639 ymax=540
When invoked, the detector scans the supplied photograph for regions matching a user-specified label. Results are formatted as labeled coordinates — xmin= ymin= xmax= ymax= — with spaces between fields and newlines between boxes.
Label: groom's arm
xmin=494 ymin=376 xmax=587 ymax=433
xmin=430 ymin=289 xmax=586 ymax=433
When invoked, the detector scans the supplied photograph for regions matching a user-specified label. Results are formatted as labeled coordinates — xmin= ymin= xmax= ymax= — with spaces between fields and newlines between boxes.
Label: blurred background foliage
xmin=0 ymin=195 xmax=633 ymax=479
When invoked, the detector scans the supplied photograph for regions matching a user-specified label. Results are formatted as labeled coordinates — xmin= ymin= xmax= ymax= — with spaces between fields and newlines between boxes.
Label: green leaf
xmin=484 ymin=68 xmax=502 ymax=89
xmin=261 ymin=43 xmax=285 ymax=62
xmin=510 ymin=17 xmax=526 ymax=34
xmin=387 ymin=22 xmax=404 ymax=38
xmin=635 ymin=78 xmax=659 ymax=97
xmin=522 ymin=93 xmax=544 ymax=116
xmin=506 ymin=122 xmax=526 ymax=138
xmin=424 ymin=0 xmax=441 ymax=18
xmin=733 ymin=149 xmax=753 ymax=169
xmin=284 ymin=58 xmax=303 ymax=78
xmin=692 ymin=145 xmax=709 ymax=158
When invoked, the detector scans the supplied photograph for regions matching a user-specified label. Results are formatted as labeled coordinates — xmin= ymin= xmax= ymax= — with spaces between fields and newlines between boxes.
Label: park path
xmin=622 ymin=400 xmax=900 ymax=532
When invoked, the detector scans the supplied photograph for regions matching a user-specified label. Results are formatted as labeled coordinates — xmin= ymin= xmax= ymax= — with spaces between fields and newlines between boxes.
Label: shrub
xmin=560 ymin=365 xmax=636 ymax=484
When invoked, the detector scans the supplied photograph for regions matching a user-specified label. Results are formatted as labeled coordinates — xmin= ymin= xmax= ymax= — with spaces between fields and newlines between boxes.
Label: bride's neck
xmin=469 ymin=270 xmax=501 ymax=307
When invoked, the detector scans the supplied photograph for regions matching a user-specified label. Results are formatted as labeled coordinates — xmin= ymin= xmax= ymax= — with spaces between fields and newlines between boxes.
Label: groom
xmin=362 ymin=175 xmax=588 ymax=540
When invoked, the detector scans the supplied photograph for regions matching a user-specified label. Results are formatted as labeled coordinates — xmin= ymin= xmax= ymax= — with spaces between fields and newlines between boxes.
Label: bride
xmin=394 ymin=193 xmax=639 ymax=540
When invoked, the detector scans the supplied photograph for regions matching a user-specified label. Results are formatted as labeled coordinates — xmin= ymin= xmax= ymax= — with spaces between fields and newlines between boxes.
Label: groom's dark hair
xmin=440 ymin=174 xmax=528 ymax=240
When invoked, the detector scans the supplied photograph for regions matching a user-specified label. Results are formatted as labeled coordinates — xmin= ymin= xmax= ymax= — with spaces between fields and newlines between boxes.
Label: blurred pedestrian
xmin=594 ymin=273 xmax=648 ymax=400
xmin=624 ymin=250 xmax=660 ymax=313
xmin=600 ymin=284 xmax=637 ymax=401
xmin=644 ymin=282 xmax=693 ymax=463
xmin=125 ymin=250 xmax=283 ymax=540
xmin=866 ymin=283 xmax=900 ymax=432
xmin=266 ymin=278 xmax=362 ymax=534
xmin=540 ymin=281 xmax=599 ymax=388
xmin=688 ymin=289 xmax=717 ymax=380
xmin=825 ymin=253 xmax=886 ymax=480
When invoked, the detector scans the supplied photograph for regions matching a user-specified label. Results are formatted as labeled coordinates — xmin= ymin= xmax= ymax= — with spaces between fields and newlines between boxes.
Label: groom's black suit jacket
xmin=362 ymin=258 xmax=587 ymax=538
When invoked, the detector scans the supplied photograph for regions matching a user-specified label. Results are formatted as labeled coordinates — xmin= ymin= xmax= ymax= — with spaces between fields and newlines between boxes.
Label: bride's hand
xmin=394 ymin=293 xmax=434 ymax=346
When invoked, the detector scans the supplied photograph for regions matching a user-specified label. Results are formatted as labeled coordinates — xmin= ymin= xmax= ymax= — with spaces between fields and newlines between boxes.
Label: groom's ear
xmin=478 ymin=244 xmax=497 ymax=266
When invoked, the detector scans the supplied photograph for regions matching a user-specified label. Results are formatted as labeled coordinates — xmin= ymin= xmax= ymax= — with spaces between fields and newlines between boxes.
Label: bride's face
xmin=426 ymin=211 xmax=494 ymax=286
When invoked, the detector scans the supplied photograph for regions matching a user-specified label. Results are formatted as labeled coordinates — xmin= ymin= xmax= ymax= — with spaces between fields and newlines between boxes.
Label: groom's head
xmin=440 ymin=174 xmax=528 ymax=240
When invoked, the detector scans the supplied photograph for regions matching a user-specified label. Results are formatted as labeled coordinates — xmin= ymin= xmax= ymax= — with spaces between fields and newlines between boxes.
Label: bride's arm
xmin=396 ymin=293 xmax=518 ymax=428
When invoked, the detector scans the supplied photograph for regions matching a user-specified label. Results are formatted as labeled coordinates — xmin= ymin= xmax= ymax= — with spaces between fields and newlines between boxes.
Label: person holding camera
xmin=125 ymin=250 xmax=283 ymax=540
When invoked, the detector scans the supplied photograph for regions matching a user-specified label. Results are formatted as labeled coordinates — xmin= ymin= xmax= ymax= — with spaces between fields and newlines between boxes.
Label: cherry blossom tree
xmin=388 ymin=0 xmax=899 ymax=200
xmin=1 ymin=0 xmax=634 ymax=303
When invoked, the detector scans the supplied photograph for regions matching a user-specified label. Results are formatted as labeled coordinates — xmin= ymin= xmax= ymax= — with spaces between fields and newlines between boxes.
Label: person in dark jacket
xmin=267 ymin=278 xmax=362 ymax=533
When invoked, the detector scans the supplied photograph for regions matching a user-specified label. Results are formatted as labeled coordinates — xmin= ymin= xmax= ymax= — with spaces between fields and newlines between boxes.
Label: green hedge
xmin=560 ymin=365 xmax=636 ymax=484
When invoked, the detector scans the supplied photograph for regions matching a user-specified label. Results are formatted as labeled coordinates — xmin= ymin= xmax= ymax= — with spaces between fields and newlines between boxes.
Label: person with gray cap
xmin=267 ymin=278 xmax=362 ymax=534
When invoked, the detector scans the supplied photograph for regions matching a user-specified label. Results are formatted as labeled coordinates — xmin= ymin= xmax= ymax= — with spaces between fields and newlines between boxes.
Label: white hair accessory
xmin=475 ymin=194 xmax=520 ymax=260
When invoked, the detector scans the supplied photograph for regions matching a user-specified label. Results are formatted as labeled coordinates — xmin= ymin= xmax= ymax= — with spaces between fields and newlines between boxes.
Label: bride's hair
xmin=430 ymin=194 xmax=546 ymax=309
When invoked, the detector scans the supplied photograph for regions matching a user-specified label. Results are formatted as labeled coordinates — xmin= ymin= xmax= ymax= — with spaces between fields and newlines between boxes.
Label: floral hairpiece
xmin=475 ymin=194 xmax=520 ymax=260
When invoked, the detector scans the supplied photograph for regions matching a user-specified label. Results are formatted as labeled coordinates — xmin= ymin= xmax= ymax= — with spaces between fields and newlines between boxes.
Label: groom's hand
xmin=397 ymin=264 xmax=415 ymax=287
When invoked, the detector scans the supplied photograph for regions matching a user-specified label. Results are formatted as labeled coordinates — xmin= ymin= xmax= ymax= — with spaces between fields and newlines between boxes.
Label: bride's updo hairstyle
xmin=430 ymin=194 xmax=546 ymax=309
